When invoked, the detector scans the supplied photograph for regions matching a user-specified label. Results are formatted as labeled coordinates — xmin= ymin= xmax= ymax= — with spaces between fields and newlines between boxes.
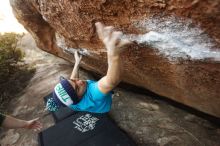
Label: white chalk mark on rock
xmin=125 ymin=16 xmax=220 ymax=61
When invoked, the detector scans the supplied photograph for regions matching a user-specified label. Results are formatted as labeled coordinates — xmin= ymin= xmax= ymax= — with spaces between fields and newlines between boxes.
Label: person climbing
xmin=0 ymin=112 xmax=42 ymax=131
xmin=46 ymin=22 xmax=131 ymax=113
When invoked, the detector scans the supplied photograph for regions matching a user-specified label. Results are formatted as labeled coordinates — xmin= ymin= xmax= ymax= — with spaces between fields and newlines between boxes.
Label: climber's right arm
xmin=95 ymin=22 xmax=131 ymax=94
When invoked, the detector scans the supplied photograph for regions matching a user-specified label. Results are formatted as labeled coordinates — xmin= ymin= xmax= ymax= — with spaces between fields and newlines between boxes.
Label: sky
xmin=0 ymin=0 xmax=27 ymax=33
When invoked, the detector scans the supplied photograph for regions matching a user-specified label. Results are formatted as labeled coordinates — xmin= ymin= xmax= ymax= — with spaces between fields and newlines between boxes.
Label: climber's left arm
xmin=70 ymin=51 xmax=82 ymax=80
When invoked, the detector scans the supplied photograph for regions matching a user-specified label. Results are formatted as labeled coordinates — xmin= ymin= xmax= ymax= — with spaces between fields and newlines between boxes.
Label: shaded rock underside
xmin=10 ymin=0 xmax=220 ymax=117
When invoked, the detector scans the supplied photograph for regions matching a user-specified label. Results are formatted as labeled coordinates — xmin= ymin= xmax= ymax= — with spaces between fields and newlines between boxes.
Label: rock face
xmin=10 ymin=0 xmax=220 ymax=117
xmin=1 ymin=40 xmax=219 ymax=146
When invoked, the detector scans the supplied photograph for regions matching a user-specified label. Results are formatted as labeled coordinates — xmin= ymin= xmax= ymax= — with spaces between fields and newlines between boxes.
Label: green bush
xmin=0 ymin=33 xmax=35 ymax=112
xmin=0 ymin=33 xmax=24 ymax=84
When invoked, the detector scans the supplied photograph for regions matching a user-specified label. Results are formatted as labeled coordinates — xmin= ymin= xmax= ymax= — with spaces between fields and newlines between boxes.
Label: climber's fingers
xmin=95 ymin=22 xmax=105 ymax=40
xmin=116 ymin=39 xmax=132 ymax=49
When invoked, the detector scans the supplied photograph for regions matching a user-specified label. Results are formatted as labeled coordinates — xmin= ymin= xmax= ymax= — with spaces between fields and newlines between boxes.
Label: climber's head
xmin=46 ymin=77 xmax=86 ymax=112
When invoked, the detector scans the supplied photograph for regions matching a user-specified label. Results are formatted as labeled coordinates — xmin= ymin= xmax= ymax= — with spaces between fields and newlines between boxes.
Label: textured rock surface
xmin=10 ymin=0 xmax=220 ymax=117
xmin=0 ymin=35 xmax=219 ymax=146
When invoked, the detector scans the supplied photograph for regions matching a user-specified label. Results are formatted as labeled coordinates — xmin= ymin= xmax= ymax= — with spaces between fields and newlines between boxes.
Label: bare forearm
xmin=2 ymin=116 xmax=28 ymax=129
xmin=96 ymin=22 xmax=130 ymax=94
xmin=98 ymin=55 xmax=123 ymax=93
xmin=70 ymin=50 xmax=82 ymax=79
xmin=70 ymin=63 xmax=80 ymax=79
xmin=105 ymin=55 xmax=123 ymax=86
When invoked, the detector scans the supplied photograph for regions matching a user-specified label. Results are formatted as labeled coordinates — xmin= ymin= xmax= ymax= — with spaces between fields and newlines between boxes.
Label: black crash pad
xmin=44 ymin=93 xmax=77 ymax=123
xmin=38 ymin=112 xmax=136 ymax=146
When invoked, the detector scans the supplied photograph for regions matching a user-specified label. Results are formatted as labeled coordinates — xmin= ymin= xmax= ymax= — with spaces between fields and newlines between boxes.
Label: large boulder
xmin=10 ymin=0 xmax=220 ymax=117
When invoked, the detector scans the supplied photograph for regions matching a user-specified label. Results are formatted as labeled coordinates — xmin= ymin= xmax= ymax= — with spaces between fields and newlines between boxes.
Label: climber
xmin=0 ymin=112 xmax=42 ymax=131
xmin=46 ymin=22 xmax=131 ymax=113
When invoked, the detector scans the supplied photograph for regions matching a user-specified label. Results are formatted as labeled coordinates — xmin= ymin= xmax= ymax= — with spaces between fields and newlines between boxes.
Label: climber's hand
xmin=95 ymin=22 xmax=131 ymax=56
xmin=74 ymin=50 xmax=82 ymax=65
xmin=24 ymin=118 xmax=42 ymax=132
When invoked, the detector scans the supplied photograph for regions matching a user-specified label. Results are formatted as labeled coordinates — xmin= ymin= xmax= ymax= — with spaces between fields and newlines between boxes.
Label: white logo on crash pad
xmin=73 ymin=114 xmax=99 ymax=133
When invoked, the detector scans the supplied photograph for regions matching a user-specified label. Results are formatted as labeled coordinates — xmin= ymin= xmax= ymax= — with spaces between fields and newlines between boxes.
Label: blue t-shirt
xmin=69 ymin=80 xmax=112 ymax=113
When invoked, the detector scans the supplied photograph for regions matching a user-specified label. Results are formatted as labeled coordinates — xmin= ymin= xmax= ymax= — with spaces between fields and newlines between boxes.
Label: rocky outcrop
xmin=10 ymin=0 xmax=220 ymax=117
xmin=1 ymin=43 xmax=219 ymax=145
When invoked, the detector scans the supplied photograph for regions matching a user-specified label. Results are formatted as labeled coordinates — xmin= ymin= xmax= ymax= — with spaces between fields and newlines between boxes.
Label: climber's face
xmin=69 ymin=79 xmax=87 ymax=99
